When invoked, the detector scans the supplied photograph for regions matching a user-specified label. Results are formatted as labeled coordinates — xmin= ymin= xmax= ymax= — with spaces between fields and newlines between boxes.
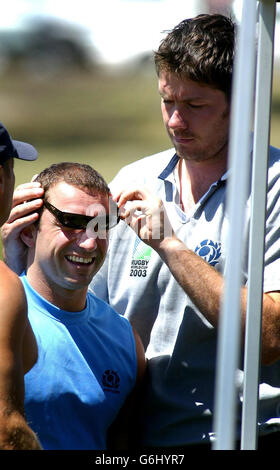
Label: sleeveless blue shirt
xmin=21 ymin=274 xmax=137 ymax=450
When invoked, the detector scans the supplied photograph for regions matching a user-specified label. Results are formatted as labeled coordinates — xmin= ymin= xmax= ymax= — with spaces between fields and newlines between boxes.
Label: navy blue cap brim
xmin=12 ymin=139 xmax=38 ymax=161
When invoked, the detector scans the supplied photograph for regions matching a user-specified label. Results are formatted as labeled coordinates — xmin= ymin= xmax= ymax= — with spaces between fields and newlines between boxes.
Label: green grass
xmin=1 ymin=68 xmax=170 ymax=185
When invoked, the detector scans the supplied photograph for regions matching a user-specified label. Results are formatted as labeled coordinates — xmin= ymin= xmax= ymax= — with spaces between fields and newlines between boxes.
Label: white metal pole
xmin=241 ymin=0 xmax=276 ymax=450
xmin=212 ymin=0 xmax=257 ymax=450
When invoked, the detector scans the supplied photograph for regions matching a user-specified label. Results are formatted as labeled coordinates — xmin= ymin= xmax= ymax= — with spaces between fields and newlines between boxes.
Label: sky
xmin=0 ymin=0 xmax=240 ymax=64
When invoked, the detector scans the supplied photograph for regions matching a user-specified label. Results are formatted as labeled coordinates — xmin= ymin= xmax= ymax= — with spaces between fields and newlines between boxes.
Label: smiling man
xmin=17 ymin=162 xmax=145 ymax=450
xmin=24 ymin=180 xmax=110 ymax=307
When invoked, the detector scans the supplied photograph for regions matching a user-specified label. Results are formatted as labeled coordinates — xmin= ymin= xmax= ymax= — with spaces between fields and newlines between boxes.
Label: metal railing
xmin=213 ymin=0 xmax=278 ymax=451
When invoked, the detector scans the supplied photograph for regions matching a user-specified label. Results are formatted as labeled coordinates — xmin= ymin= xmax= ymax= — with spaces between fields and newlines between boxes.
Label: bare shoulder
xmin=0 ymin=261 xmax=28 ymax=341
xmin=0 ymin=260 xmax=25 ymax=302
xmin=0 ymin=261 xmax=28 ymax=319
xmin=0 ymin=261 xmax=37 ymax=372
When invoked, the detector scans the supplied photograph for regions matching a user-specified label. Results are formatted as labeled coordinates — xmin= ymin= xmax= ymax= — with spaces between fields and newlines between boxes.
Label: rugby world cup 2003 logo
xmin=130 ymin=237 xmax=152 ymax=278
xmin=195 ymin=239 xmax=221 ymax=267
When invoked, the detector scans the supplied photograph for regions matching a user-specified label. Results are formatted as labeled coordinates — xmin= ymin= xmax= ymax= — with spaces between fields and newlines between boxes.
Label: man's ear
xmin=20 ymin=224 xmax=37 ymax=248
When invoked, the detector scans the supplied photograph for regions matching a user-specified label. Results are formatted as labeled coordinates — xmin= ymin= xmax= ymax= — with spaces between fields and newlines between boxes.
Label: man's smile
xmin=65 ymin=254 xmax=95 ymax=265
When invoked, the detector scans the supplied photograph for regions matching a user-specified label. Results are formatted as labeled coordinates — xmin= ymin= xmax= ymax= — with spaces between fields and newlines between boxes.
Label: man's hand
xmin=115 ymin=188 xmax=174 ymax=250
xmin=1 ymin=182 xmax=44 ymax=274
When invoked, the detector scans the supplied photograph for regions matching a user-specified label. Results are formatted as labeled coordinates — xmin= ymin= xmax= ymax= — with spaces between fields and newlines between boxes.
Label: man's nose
xmin=75 ymin=230 xmax=99 ymax=250
xmin=168 ymin=108 xmax=187 ymax=129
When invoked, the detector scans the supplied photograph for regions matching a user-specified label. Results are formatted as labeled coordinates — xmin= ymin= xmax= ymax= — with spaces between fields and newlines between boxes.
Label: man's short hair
xmin=154 ymin=14 xmax=235 ymax=101
xmin=35 ymin=162 xmax=110 ymax=197
xmin=34 ymin=162 xmax=110 ymax=223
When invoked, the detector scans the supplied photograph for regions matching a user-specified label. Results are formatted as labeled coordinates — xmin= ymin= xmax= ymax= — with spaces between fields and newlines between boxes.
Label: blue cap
xmin=0 ymin=122 xmax=38 ymax=164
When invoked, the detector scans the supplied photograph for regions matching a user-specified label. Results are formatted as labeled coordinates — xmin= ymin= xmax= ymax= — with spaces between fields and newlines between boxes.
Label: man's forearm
xmin=155 ymin=235 xmax=280 ymax=365
xmin=154 ymin=235 xmax=245 ymax=329
xmin=117 ymin=188 xmax=280 ymax=363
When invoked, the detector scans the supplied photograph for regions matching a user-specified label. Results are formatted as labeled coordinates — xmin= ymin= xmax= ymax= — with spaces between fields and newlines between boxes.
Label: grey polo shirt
xmin=90 ymin=146 xmax=280 ymax=446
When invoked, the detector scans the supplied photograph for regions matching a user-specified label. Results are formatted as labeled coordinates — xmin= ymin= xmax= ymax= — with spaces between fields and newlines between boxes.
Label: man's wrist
xmin=153 ymin=234 xmax=185 ymax=256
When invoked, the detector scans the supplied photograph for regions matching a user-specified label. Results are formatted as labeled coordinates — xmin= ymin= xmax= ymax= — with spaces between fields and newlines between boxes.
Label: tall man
xmin=0 ymin=122 xmax=41 ymax=449
xmin=86 ymin=14 xmax=280 ymax=449
xmin=3 ymin=14 xmax=280 ymax=449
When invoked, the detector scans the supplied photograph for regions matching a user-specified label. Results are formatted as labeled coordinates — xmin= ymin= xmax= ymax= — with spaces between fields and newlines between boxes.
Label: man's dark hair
xmin=154 ymin=14 xmax=235 ymax=101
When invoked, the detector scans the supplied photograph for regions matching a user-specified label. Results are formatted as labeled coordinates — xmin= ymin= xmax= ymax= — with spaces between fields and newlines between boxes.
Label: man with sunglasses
xmin=4 ymin=161 xmax=145 ymax=450
xmin=0 ymin=122 xmax=41 ymax=449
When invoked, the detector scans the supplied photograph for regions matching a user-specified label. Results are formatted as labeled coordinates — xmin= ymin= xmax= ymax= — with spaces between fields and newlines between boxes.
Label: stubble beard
xmin=175 ymin=139 xmax=229 ymax=164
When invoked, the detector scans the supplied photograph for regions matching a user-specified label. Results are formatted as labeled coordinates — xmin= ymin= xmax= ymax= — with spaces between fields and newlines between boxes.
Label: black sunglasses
xmin=43 ymin=200 xmax=120 ymax=231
